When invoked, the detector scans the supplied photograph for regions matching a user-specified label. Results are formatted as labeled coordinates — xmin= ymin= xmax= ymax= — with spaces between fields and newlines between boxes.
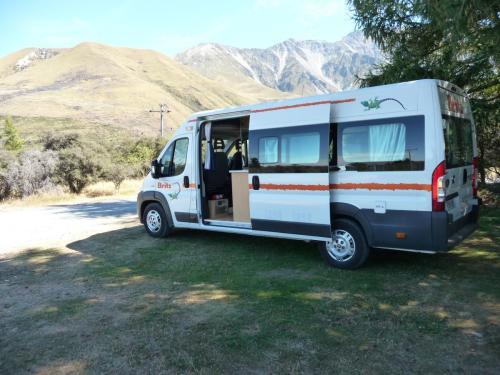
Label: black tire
xmin=142 ymin=202 xmax=171 ymax=238
xmin=319 ymin=218 xmax=370 ymax=269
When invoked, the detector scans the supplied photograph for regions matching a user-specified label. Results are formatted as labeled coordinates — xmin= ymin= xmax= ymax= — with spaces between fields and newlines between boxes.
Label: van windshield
xmin=443 ymin=116 xmax=473 ymax=168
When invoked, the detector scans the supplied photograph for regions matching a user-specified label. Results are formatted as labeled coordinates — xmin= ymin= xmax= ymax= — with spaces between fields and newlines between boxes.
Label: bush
xmin=42 ymin=133 xmax=80 ymax=151
xmin=0 ymin=173 xmax=11 ymax=201
xmin=55 ymin=146 xmax=105 ymax=194
xmin=102 ymin=164 xmax=129 ymax=191
xmin=0 ymin=150 xmax=16 ymax=171
xmin=122 ymin=137 xmax=165 ymax=177
xmin=0 ymin=149 xmax=59 ymax=200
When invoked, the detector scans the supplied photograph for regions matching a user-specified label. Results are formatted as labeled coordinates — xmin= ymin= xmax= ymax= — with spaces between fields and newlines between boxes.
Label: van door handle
xmin=463 ymin=169 xmax=467 ymax=184
xmin=252 ymin=175 xmax=260 ymax=190
xmin=183 ymin=176 xmax=190 ymax=188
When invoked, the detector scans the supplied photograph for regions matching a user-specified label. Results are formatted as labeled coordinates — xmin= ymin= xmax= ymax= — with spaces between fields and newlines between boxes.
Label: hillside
xmin=0 ymin=43 xmax=287 ymax=135
xmin=176 ymin=32 xmax=382 ymax=96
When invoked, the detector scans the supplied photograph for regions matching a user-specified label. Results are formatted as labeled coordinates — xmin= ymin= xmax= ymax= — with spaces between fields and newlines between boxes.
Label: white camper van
xmin=137 ymin=79 xmax=480 ymax=269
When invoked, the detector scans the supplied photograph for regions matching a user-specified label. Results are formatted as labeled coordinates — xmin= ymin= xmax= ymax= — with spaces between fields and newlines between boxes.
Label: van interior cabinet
xmin=230 ymin=170 xmax=250 ymax=222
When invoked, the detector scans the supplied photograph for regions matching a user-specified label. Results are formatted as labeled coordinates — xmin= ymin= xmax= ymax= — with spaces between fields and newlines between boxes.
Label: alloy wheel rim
xmin=326 ymin=229 xmax=356 ymax=262
xmin=146 ymin=210 xmax=162 ymax=233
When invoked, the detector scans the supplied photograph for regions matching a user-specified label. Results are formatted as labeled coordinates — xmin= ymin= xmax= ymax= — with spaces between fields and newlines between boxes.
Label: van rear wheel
xmin=319 ymin=219 xmax=369 ymax=269
xmin=142 ymin=203 xmax=170 ymax=238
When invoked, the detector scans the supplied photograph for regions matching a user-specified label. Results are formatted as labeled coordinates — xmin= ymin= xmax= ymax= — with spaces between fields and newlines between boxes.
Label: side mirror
xmin=151 ymin=160 xmax=161 ymax=179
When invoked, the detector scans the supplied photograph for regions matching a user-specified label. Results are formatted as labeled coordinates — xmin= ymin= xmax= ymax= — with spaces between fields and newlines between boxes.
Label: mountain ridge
xmin=0 ymin=42 xmax=287 ymax=134
xmin=0 ymin=33 xmax=381 ymax=134
xmin=176 ymin=31 xmax=382 ymax=96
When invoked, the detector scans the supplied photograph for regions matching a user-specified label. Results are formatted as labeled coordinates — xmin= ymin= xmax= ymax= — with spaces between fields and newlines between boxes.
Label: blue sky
xmin=0 ymin=0 xmax=356 ymax=57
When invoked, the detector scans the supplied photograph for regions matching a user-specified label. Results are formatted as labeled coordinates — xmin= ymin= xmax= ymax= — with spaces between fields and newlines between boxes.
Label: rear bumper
xmin=431 ymin=202 xmax=480 ymax=252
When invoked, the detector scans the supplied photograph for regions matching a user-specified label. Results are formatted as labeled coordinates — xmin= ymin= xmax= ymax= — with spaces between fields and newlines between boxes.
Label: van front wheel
xmin=319 ymin=219 xmax=369 ymax=269
xmin=143 ymin=202 xmax=171 ymax=238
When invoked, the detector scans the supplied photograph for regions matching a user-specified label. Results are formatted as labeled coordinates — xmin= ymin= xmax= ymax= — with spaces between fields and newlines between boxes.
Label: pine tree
xmin=3 ymin=117 xmax=24 ymax=151
xmin=348 ymin=0 xmax=500 ymax=182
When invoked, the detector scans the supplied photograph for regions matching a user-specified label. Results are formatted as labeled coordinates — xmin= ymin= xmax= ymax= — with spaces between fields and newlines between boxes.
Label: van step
xmin=204 ymin=219 xmax=252 ymax=229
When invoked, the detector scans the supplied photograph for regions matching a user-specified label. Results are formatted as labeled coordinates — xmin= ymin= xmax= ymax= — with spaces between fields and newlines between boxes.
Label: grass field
xmin=1 ymin=209 xmax=499 ymax=374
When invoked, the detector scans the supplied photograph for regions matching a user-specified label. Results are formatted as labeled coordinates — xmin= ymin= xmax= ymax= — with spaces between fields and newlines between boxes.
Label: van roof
xmin=187 ymin=79 xmax=465 ymax=122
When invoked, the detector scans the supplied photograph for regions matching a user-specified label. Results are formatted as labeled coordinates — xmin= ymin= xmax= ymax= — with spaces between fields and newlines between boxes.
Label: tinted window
xmin=336 ymin=115 xmax=425 ymax=171
xmin=443 ymin=116 xmax=473 ymax=168
xmin=249 ymin=124 xmax=329 ymax=173
xmin=160 ymin=138 xmax=189 ymax=176
xmin=172 ymin=138 xmax=189 ymax=176
xmin=281 ymin=132 xmax=320 ymax=164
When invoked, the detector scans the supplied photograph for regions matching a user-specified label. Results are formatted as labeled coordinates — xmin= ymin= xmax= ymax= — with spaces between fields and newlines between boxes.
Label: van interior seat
xmin=204 ymin=138 xmax=230 ymax=197
xmin=229 ymin=139 xmax=244 ymax=170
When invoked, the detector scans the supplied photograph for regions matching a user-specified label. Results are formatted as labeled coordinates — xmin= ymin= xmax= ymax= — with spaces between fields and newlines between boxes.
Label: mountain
xmin=176 ymin=32 xmax=382 ymax=96
xmin=0 ymin=43 xmax=287 ymax=134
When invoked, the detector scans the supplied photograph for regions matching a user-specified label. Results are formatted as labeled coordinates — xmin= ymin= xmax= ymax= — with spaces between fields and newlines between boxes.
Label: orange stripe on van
xmin=249 ymin=183 xmax=330 ymax=191
xmin=251 ymin=98 xmax=355 ymax=113
xmin=329 ymin=183 xmax=432 ymax=191
xmin=188 ymin=98 xmax=354 ymax=122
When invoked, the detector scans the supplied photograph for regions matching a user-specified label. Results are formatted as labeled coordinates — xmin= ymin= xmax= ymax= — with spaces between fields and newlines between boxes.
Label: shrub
xmin=0 ymin=173 xmax=11 ymax=200
xmin=102 ymin=164 xmax=129 ymax=191
xmin=0 ymin=149 xmax=59 ymax=199
xmin=42 ymin=133 xmax=80 ymax=151
xmin=55 ymin=146 xmax=105 ymax=194
xmin=122 ymin=137 xmax=165 ymax=177
xmin=0 ymin=150 xmax=16 ymax=170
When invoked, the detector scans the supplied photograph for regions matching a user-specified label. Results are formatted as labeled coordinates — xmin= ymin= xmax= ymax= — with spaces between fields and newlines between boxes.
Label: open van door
xmin=248 ymin=101 xmax=332 ymax=239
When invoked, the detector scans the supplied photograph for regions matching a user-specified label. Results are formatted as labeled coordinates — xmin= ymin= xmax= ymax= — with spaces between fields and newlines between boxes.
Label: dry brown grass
xmin=0 ymin=43 xmax=288 ymax=135
xmin=0 ymin=178 xmax=143 ymax=208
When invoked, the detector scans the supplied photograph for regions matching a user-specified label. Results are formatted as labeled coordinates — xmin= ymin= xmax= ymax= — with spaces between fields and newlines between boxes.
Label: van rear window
xmin=334 ymin=115 xmax=425 ymax=171
xmin=443 ymin=116 xmax=473 ymax=168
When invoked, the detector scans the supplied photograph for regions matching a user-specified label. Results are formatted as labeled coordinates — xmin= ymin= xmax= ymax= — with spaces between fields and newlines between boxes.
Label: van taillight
xmin=432 ymin=161 xmax=446 ymax=211
xmin=472 ymin=157 xmax=479 ymax=197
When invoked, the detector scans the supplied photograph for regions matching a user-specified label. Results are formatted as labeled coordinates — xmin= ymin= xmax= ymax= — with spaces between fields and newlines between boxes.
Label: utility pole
xmin=149 ymin=104 xmax=171 ymax=137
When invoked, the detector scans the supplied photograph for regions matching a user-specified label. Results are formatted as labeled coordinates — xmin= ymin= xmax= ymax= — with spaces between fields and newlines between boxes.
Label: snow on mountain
xmin=176 ymin=32 xmax=383 ymax=95
xmin=14 ymin=48 xmax=60 ymax=71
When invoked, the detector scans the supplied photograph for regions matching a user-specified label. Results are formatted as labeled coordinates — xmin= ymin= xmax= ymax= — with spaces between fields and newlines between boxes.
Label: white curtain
xmin=368 ymin=123 xmax=406 ymax=161
xmin=204 ymin=122 xmax=215 ymax=170
xmin=259 ymin=137 xmax=278 ymax=163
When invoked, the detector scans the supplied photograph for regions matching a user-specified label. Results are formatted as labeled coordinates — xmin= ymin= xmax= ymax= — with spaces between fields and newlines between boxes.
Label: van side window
xmin=336 ymin=115 xmax=425 ymax=171
xmin=249 ymin=124 xmax=329 ymax=173
xmin=258 ymin=137 xmax=278 ymax=164
xmin=281 ymin=132 xmax=320 ymax=164
xmin=160 ymin=137 xmax=189 ymax=177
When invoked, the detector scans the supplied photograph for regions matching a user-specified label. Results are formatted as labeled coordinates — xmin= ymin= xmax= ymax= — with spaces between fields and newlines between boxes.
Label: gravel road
xmin=0 ymin=198 xmax=138 ymax=256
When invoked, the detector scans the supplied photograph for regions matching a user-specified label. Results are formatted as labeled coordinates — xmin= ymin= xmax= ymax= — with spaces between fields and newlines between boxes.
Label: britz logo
xmin=158 ymin=182 xmax=171 ymax=189
xmin=447 ymin=95 xmax=464 ymax=114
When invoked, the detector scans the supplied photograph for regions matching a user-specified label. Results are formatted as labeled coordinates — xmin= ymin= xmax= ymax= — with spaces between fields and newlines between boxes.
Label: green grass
xmin=1 ymin=209 xmax=499 ymax=374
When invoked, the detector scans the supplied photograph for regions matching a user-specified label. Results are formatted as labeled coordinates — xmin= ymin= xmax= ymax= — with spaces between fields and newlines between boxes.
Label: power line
xmin=149 ymin=104 xmax=171 ymax=137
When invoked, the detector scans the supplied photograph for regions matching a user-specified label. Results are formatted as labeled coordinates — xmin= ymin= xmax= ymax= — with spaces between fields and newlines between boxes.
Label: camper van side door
xmin=248 ymin=103 xmax=332 ymax=240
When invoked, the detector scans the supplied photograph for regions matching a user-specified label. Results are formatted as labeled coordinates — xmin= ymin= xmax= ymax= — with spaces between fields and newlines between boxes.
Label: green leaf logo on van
xmin=361 ymin=97 xmax=406 ymax=110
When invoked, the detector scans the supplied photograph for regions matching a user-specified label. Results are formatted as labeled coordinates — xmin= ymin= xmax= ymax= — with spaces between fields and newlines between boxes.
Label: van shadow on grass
xmin=0 ymin=210 xmax=499 ymax=374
